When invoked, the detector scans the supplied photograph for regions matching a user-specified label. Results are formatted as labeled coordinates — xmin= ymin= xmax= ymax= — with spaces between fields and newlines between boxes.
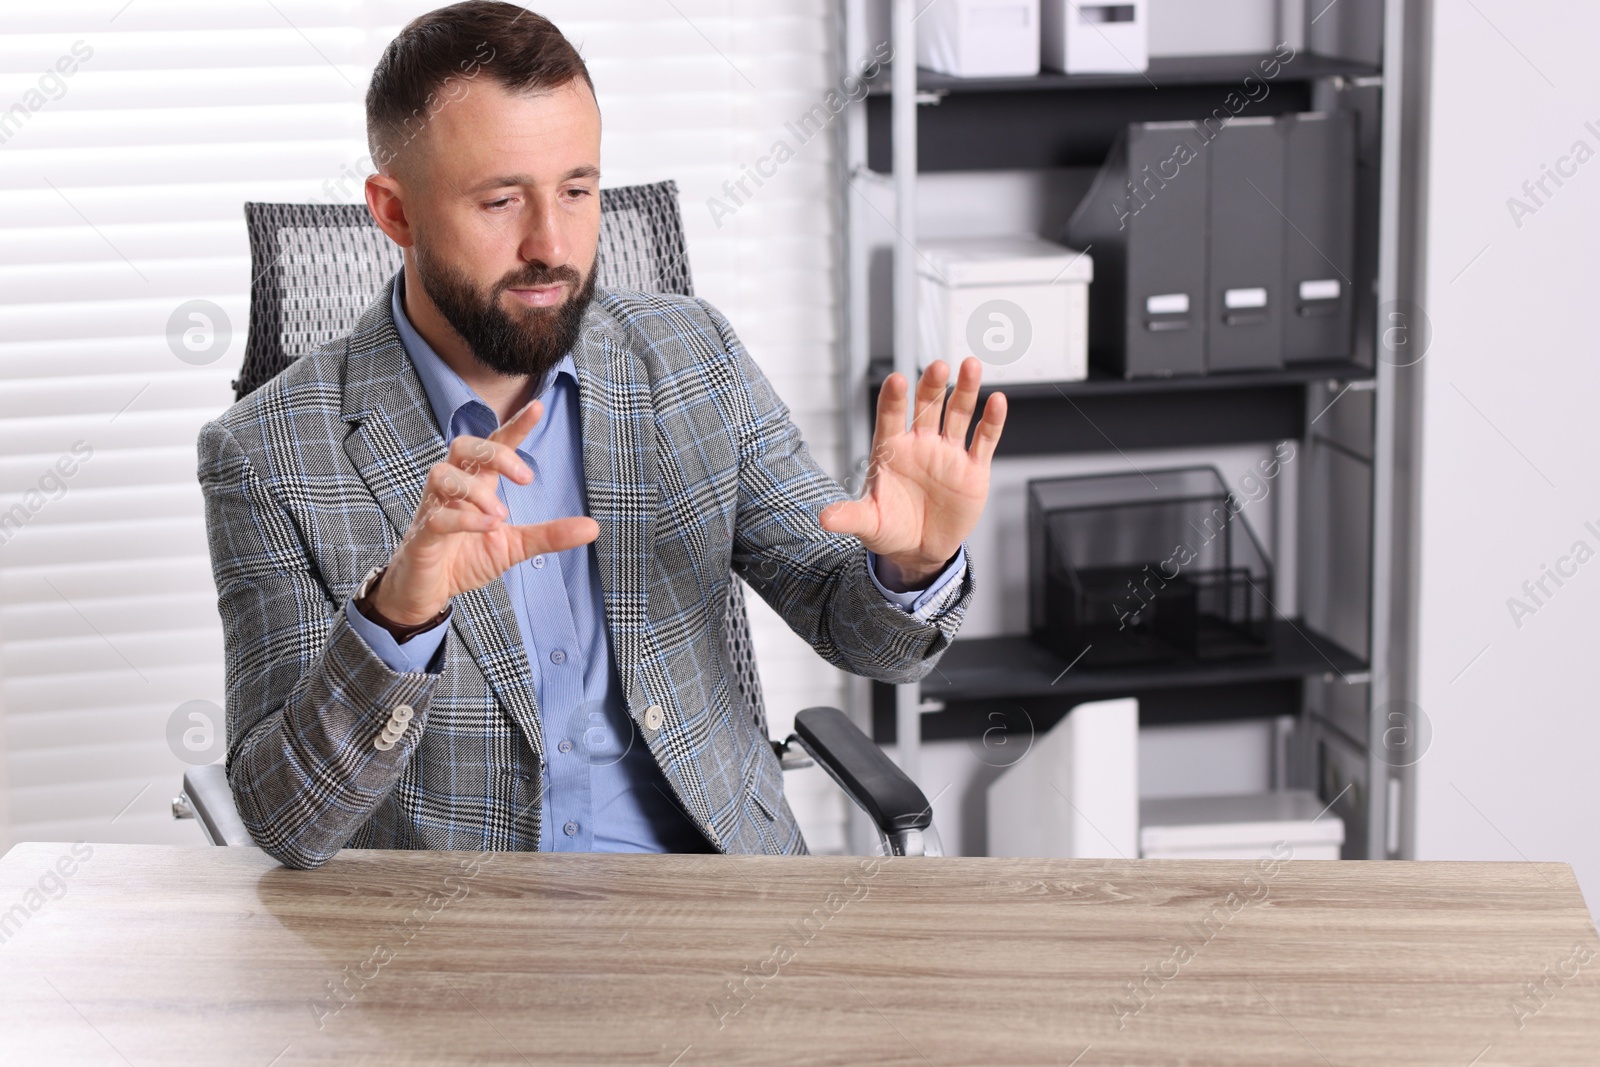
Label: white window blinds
xmin=0 ymin=0 xmax=845 ymax=851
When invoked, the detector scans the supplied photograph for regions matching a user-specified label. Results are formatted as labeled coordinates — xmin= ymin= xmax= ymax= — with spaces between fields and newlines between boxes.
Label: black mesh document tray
xmin=1027 ymin=466 xmax=1274 ymax=667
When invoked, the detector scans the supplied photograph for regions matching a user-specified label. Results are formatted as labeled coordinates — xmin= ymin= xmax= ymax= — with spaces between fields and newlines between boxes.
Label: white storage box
xmin=917 ymin=236 xmax=1092 ymax=385
xmin=1140 ymin=791 xmax=1345 ymax=861
xmin=1146 ymin=0 xmax=1279 ymax=57
xmin=988 ymin=698 xmax=1138 ymax=859
xmin=917 ymin=0 xmax=1042 ymax=78
xmin=1042 ymin=0 xmax=1149 ymax=75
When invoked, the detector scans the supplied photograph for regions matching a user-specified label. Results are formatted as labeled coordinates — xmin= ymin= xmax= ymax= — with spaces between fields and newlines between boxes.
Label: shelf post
xmin=1367 ymin=0 xmax=1413 ymax=860
xmin=891 ymin=0 xmax=922 ymax=786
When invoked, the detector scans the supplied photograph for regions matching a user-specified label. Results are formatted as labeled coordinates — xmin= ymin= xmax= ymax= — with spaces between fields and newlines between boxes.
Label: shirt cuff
xmin=868 ymin=546 xmax=967 ymax=620
xmin=344 ymin=597 xmax=449 ymax=674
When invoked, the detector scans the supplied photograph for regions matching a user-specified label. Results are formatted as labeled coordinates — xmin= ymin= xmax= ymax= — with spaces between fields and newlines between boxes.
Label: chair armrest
xmin=792 ymin=706 xmax=933 ymax=839
xmin=180 ymin=764 xmax=255 ymax=847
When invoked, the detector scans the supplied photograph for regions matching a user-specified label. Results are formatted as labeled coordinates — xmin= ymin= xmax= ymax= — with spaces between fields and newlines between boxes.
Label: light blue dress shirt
xmin=346 ymin=277 xmax=965 ymax=852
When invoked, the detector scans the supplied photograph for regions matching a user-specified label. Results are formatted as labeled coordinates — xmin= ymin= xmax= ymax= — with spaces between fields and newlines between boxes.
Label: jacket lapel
xmin=571 ymin=313 xmax=659 ymax=718
xmin=571 ymin=309 xmax=715 ymax=834
xmin=338 ymin=279 xmax=545 ymax=760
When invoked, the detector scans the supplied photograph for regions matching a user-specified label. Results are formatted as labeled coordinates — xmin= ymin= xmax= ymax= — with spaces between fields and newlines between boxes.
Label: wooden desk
xmin=1 ymin=844 xmax=1596 ymax=1065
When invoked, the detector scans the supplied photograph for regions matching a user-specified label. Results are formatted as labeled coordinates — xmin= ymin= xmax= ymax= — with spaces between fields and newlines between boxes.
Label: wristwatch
xmin=354 ymin=565 xmax=451 ymax=643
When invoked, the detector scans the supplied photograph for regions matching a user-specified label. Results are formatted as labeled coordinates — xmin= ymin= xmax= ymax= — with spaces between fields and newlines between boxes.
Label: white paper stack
xmin=1140 ymin=791 xmax=1345 ymax=860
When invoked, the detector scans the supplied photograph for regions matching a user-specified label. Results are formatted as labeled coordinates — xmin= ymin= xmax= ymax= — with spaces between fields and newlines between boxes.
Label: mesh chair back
xmin=236 ymin=180 xmax=693 ymax=399
xmin=234 ymin=181 xmax=770 ymax=740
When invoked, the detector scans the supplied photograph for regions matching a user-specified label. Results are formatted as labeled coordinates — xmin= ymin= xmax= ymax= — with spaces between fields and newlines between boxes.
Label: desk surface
xmin=1 ymin=844 xmax=1596 ymax=1066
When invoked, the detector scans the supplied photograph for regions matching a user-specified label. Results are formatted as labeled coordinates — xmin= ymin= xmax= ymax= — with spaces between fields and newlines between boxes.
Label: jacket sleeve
xmin=198 ymin=418 xmax=442 ymax=869
xmin=697 ymin=299 xmax=974 ymax=685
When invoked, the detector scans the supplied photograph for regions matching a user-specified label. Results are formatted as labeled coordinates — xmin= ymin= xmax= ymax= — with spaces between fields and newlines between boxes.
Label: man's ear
xmin=366 ymin=171 xmax=415 ymax=249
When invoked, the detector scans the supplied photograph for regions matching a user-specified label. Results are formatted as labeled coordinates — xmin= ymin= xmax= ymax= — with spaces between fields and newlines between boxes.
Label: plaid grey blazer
xmin=198 ymin=281 xmax=973 ymax=869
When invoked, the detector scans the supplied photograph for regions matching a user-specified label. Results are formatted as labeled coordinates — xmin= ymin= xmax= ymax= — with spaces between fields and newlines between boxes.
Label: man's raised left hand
xmin=819 ymin=357 xmax=1006 ymax=592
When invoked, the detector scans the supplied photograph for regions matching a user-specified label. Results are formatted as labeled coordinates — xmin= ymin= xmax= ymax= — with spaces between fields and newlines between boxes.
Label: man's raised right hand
xmin=367 ymin=400 xmax=600 ymax=626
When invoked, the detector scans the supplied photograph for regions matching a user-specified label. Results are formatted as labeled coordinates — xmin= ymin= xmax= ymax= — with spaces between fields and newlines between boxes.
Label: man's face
xmin=399 ymin=77 xmax=602 ymax=379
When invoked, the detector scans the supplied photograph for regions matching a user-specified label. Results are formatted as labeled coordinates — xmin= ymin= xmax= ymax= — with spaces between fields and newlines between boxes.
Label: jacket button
xmin=643 ymin=704 xmax=664 ymax=731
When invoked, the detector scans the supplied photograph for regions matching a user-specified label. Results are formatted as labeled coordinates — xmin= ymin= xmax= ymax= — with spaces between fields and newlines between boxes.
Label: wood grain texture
xmin=0 ymin=843 xmax=1596 ymax=1066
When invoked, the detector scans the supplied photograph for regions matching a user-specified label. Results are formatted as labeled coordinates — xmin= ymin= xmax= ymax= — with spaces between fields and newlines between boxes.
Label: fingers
xmin=969 ymin=390 xmax=1008 ymax=465
xmin=488 ymin=399 xmax=544 ymax=448
xmin=416 ymin=435 xmax=524 ymax=546
xmin=513 ymin=516 xmax=600 ymax=559
xmin=873 ymin=372 xmax=909 ymax=447
xmin=941 ymin=357 xmax=983 ymax=444
xmin=910 ymin=361 xmax=950 ymax=432
xmin=419 ymin=435 xmax=533 ymax=540
xmin=818 ymin=498 xmax=878 ymax=541
xmin=448 ymin=435 xmax=532 ymax=485
xmin=425 ymin=459 xmax=507 ymax=521
xmin=415 ymin=502 xmax=501 ymax=536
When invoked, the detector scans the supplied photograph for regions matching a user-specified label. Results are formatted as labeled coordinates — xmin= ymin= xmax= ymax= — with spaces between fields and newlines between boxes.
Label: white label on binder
xmin=1299 ymin=279 xmax=1342 ymax=301
xmin=1224 ymin=287 xmax=1269 ymax=310
xmin=1146 ymin=293 xmax=1189 ymax=315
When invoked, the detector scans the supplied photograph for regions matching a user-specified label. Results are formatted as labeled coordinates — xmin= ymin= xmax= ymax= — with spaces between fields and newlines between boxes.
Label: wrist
xmin=875 ymin=551 xmax=950 ymax=594
xmin=356 ymin=565 xmax=449 ymax=636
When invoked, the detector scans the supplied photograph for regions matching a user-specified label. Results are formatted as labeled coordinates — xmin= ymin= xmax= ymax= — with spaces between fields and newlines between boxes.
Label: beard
xmin=412 ymin=242 xmax=597 ymax=383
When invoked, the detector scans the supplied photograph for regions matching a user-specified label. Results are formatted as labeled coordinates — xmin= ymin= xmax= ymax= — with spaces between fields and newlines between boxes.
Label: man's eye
xmin=485 ymin=198 xmax=514 ymax=210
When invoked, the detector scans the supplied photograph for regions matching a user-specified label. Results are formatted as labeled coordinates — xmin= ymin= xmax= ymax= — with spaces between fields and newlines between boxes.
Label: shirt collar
xmin=390 ymin=272 xmax=576 ymax=445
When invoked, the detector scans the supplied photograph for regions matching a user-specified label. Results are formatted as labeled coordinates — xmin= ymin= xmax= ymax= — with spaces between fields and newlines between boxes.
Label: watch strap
xmin=354 ymin=565 xmax=450 ymax=643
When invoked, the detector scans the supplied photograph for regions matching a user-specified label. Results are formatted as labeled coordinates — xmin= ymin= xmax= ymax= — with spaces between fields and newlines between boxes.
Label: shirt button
xmin=557 ymin=739 xmax=573 ymax=754
xmin=563 ymin=821 xmax=579 ymax=837
xmin=531 ymin=555 xmax=546 ymax=569
xmin=549 ymin=649 xmax=567 ymax=665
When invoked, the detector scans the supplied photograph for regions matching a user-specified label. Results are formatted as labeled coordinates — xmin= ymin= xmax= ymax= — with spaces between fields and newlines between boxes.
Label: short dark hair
xmin=366 ymin=2 xmax=594 ymax=173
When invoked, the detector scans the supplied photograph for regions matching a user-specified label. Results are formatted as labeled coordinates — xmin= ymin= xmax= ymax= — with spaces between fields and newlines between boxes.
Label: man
xmin=199 ymin=1 xmax=1006 ymax=869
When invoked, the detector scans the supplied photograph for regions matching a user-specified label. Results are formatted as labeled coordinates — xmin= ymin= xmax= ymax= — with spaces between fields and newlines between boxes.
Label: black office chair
xmin=173 ymin=181 xmax=942 ymax=858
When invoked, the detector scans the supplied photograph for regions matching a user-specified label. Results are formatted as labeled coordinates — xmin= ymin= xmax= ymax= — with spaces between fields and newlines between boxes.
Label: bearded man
xmin=198 ymin=0 xmax=1006 ymax=869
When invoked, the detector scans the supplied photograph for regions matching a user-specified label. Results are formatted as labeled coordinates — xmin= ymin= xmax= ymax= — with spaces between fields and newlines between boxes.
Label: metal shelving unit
xmin=862 ymin=52 xmax=1382 ymax=172
xmin=882 ymin=621 xmax=1368 ymax=741
xmin=837 ymin=0 xmax=1417 ymax=860
xmin=868 ymin=356 xmax=1373 ymax=455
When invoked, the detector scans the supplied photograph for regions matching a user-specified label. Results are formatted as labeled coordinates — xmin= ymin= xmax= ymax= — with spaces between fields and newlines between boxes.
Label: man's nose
xmin=517 ymin=196 xmax=568 ymax=267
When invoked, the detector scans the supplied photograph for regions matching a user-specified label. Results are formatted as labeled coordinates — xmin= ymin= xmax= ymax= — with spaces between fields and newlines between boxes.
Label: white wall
xmin=1413 ymin=1 xmax=1600 ymax=911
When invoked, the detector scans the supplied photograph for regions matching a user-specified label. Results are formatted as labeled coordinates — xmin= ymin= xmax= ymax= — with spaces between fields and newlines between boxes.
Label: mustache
xmin=495 ymin=262 xmax=585 ymax=294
